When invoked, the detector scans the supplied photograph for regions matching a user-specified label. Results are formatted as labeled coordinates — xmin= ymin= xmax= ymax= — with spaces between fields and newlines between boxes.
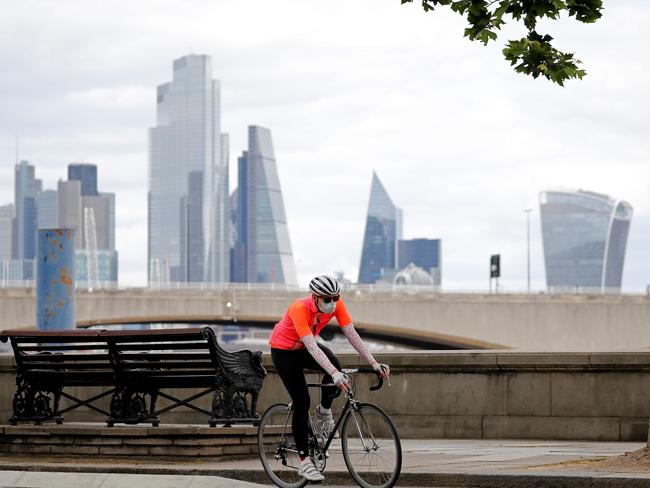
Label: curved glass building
xmin=539 ymin=190 xmax=633 ymax=292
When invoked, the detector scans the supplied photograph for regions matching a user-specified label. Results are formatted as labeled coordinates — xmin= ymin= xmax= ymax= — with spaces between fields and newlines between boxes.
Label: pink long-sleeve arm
xmin=341 ymin=323 xmax=378 ymax=367
xmin=300 ymin=335 xmax=338 ymax=376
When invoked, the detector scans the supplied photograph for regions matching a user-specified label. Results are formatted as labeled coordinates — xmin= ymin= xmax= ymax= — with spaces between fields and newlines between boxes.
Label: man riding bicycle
xmin=269 ymin=274 xmax=390 ymax=482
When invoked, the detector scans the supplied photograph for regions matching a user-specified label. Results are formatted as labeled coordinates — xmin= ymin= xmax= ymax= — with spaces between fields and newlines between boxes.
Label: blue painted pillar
xmin=37 ymin=229 xmax=76 ymax=331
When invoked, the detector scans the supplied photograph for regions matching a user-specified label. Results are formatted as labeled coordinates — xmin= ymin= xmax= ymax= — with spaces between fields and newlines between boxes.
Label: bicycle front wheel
xmin=340 ymin=403 xmax=402 ymax=488
xmin=257 ymin=403 xmax=308 ymax=488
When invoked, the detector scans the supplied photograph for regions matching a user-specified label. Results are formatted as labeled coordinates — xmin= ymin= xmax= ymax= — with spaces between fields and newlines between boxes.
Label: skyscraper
xmin=14 ymin=161 xmax=42 ymax=279
xmin=180 ymin=171 xmax=204 ymax=282
xmin=0 ymin=204 xmax=14 ymax=261
xmin=68 ymin=163 xmax=98 ymax=196
xmin=232 ymin=126 xmax=297 ymax=284
xmin=0 ymin=204 xmax=15 ymax=282
xmin=397 ymin=238 xmax=442 ymax=285
xmin=148 ymin=54 xmax=229 ymax=283
xmin=54 ymin=164 xmax=118 ymax=283
xmin=540 ymin=189 xmax=633 ymax=291
xmin=358 ymin=172 xmax=403 ymax=284
xmin=57 ymin=179 xmax=82 ymax=248
xmin=36 ymin=190 xmax=58 ymax=229
xmin=231 ymin=152 xmax=248 ymax=283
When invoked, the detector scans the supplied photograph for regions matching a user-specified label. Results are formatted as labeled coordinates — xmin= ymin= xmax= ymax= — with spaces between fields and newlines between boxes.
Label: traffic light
xmin=490 ymin=254 xmax=500 ymax=278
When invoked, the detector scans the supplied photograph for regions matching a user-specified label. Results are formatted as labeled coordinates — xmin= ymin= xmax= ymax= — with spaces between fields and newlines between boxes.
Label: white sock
xmin=300 ymin=457 xmax=311 ymax=466
xmin=317 ymin=405 xmax=332 ymax=415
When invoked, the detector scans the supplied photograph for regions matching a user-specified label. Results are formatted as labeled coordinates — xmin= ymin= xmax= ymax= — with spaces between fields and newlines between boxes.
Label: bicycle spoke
xmin=257 ymin=403 xmax=307 ymax=488
xmin=341 ymin=403 xmax=402 ymax=488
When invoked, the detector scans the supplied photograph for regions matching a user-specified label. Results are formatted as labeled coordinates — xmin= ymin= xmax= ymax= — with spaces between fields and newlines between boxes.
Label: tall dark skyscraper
xmin=358 ymin=172 xmax=402 ymax=284
xmin=231 ymin=152 xmax=249 ymax=282
xmin=540 ymin=189 xmax=633 ymax=291
xmin=398 ymin=238 xmax=442 ymax=285
xmin=231 ymin=126 xmax=296 ymax=284
xmin=68 ymin=163 xmax=98 ymax=196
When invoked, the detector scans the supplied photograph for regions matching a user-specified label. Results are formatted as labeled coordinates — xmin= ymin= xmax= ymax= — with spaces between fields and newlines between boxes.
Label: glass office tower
xmin=232 ymin=126 xmax=297 ymax=284
xmin=68 ymin=164 xmax=98 ymax=196
xmin=540 ymin=190 xmax=633 ymax=291
xmin=14 ymin=161 xmax=42 ymax=279
xmin=358 ymin=172 xmax=403 ymax=284
xmin=148 ymin=54 xmax=229 ymax=283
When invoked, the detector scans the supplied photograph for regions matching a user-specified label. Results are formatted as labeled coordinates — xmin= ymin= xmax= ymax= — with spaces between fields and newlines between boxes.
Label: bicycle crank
xmin=310 ymin=445 xmax=327 ymax=472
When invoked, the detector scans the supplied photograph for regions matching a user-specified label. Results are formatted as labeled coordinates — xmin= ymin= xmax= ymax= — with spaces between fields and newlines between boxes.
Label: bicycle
xmin=257 ymin=367 xmax=402 ymax=488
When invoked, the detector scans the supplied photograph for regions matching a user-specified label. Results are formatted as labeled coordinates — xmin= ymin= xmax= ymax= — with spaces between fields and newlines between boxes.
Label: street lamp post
xmin=524 ymin=208 xmax=532 ymax=293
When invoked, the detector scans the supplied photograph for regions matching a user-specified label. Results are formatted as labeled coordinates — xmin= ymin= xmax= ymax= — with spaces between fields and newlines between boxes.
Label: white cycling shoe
xmin=298 ymin=459 xmax=324 ymax=482
xmin=314 ymin=405 xmax=338 ymax=439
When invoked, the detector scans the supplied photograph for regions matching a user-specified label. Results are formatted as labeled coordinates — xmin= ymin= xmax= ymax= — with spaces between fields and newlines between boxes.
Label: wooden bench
xmin=0 ymin=329 xmax=116 ymax=425
xmin=104 ymin=327 xmax=266 ymax=427
xmin=0 ymin=327 xmax=266 ymax=427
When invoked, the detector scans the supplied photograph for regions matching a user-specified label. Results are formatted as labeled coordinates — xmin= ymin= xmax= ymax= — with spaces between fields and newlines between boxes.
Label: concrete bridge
xmin=1 ymin=286 xmax=650 ymax=350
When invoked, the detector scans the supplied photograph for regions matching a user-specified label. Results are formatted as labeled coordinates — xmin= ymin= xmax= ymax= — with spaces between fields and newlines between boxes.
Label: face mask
xmin=318 ymin=298 xmax=336 ymax=314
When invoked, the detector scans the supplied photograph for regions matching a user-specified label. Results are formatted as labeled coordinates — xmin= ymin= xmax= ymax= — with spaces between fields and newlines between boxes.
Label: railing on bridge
xmin=0 ymin=279 xmax=646 ymax=296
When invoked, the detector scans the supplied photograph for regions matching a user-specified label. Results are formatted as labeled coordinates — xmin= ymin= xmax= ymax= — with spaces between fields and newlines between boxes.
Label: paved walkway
xmin=0 ymin=471 xmax=266 ymax=488
xmin=0 ymin=439 xmax=649 ymax=487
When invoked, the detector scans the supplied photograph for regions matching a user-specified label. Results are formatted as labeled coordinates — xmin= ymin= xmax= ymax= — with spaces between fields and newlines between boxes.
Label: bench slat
xmin=112 ymin=342 xmax=208 ymax=351
xmin=124 ymin=370 xmax=217 ymax=376
xmin=116 ymin=361 xmax=216 ymax=370
xmin=108 ymin=336 xmax=205 ymax=344
xmin=21 ymin=362 xmax=115 ymax=370
xmin=19 ymin=344 xmax=110 ymax=351
xmin=118 ymin=353 xmax=210 ymax=361
xmin=21 ymin=353 xmax=110 ymax=361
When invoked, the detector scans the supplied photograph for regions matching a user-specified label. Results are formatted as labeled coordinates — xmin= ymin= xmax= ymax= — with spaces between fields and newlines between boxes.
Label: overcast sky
xmin=1 ymin=0 xmax=648 ymax=291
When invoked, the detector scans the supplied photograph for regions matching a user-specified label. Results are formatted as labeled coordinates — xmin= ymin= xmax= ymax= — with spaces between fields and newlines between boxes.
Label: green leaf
xmin=403 ymin=0 xmax=599 ymax=84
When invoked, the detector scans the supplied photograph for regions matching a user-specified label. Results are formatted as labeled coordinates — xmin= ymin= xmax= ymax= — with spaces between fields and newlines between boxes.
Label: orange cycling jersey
xmin=269 ymin=295 xmax=352 ymax=350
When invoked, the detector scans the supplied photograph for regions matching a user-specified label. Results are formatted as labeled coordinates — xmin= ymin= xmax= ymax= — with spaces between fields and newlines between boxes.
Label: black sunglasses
xmin=321 ymin=295 xmax=340 ymax=304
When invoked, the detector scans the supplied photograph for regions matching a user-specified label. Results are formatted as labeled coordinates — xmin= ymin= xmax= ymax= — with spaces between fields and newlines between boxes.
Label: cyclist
xmin=269 ymin=274 xmax=390 ymax=482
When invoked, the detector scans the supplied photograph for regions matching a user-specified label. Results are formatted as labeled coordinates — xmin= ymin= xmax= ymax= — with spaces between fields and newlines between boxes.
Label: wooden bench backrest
xmin=0 ymin=329 xmax=113 ymax=373
xmin=103 ymin=328 xmax=219 ymax=375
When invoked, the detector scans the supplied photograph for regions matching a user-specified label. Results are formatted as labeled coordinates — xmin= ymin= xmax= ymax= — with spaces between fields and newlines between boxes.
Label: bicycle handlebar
xmin=307 ymin=367 xmax=386 ymax=391
xmin=357 ymin=367 xmax=384 ymax=391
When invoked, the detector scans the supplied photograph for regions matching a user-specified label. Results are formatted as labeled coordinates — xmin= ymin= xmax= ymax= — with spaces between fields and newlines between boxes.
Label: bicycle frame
xmin=305 ymin=367 xmax=381 ymax=452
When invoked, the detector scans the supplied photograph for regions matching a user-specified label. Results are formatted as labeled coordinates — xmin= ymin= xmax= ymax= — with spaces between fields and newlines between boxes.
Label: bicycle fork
xmin=349 ymin=403 xmax=380 ymax=453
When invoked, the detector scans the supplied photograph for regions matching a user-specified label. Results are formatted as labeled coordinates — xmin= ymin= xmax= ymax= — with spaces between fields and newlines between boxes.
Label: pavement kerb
xmin=2 ymin=462 xmax=650 ymax=488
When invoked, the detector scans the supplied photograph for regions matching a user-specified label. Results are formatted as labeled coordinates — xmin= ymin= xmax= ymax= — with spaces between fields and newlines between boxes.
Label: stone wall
xmin=1 ymin=351 xmax=649 ymax=441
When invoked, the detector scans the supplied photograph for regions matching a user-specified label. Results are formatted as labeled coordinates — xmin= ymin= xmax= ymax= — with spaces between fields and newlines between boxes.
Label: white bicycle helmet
xmin=309 ymin=274 xmax=340 ymax=297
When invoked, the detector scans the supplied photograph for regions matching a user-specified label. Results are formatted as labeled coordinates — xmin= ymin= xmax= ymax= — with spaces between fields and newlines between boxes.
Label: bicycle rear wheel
xmin=340 ymin=403 xmax=402 ymax=488
xmin=257 ymin=403 xmax=308 ymax=488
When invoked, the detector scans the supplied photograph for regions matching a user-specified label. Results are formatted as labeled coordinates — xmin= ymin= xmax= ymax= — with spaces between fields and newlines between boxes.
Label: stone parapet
xmin=2 ymin=351 xmax=650 ymax=441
